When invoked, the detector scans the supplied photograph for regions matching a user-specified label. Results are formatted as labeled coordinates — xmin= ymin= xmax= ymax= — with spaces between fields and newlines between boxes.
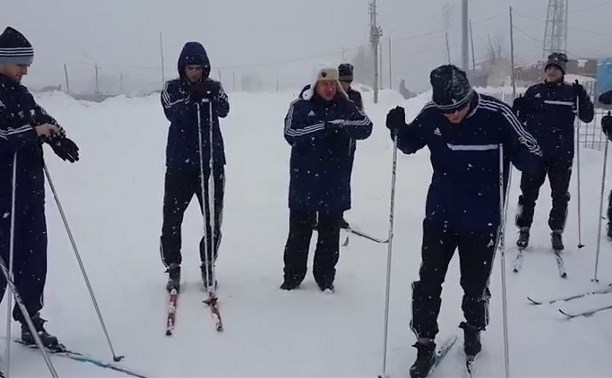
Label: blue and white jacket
xmin=393 ymin=92 xmax=543 ymax=234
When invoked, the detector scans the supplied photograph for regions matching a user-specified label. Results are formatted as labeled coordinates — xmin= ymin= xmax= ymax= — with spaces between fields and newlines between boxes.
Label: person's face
xmin=442 ymin=103 xmax=470 ymax=124
xmin=0 ymin=63 xmax=28 ymax=83
xmin=185 ymin=65 xmax=203 ymax=83
xmin=545 ymin=65 xmax=563 ymax=83
xmin=315 ymin=80 xmax=337 ymax=101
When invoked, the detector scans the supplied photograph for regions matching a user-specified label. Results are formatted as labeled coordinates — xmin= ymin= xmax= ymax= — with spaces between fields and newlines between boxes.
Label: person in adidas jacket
xmin=385 ymin=64 xmax=542 ymax=378
xmin=281 ymin=62 xmax=373 ymax=292
xmin=159 ymin=41 xmax=229 ymax=292
xmin=512 ymin=52 xmax=594 ymax=251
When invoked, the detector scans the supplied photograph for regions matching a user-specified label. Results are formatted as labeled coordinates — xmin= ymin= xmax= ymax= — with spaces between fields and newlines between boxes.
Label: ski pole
xmin=498 ymin=144 xmax=511 ymax=378
xmin=43 ymin=163 xmax=124 ymax=362
xmin=5 ymin=152 xmax=17 ymax=377
xmin=379 ymin=135 xmax=398 ymax=378
xmin=575 ymin=94 xmax=584 ymax=248
xmin=593 ymin=113 xmax=610 ymax=283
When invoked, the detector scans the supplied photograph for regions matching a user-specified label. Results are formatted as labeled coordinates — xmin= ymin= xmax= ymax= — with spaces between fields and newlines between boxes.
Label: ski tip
xmin=526 ymin=297 xmax=542 ymax=305
xmin=165 ymin=330 xmax=172 ymax=336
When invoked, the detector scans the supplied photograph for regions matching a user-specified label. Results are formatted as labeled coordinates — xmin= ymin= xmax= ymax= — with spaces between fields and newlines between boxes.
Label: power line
xmin=572 ymin=1 xmax=612 ymax=13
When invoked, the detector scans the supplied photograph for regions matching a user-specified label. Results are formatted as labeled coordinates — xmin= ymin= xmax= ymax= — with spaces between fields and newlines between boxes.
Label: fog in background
xmin=2 ymin=0 xmax=611 ymax=95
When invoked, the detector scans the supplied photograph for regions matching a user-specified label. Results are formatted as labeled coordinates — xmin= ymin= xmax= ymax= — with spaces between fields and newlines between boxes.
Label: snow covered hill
xmin=3 ymin=88 xmax=611 ymax=377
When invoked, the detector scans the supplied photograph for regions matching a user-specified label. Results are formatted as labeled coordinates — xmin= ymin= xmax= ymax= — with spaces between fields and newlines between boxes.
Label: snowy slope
xmin=2 ymin=88 xmax=611 ymax=377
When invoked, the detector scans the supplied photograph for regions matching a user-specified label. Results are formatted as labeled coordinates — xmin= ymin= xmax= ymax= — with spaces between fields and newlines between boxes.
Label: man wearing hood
xmin=386 ymin=64 xmax=542 ymax=377
xmin=160 ymin=41 xmax=229 ymax=292
xmin=513 ymin=52 xmax=594 ymax=251
xmin=0 ymin=26 xmax=79 ymax=350
xmin=281 ymin=63 xmax=373 ymax=293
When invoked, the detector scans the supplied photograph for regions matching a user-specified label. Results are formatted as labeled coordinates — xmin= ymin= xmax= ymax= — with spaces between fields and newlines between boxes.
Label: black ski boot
xmin=551 ymin=230 xmax=564 ymax=251
xmin=516 ymin=227 xmax=529 ymax=249
xmin=280 ymin=281 xmax=300 ymax=291
xmin=409 ymin=339 xmax=436 ymax=378
xmin=201 ymin=264 xmax=218 ymax=291
xmin=607 ymin=223 xmax=612 ymax=240
xmin=338 ymin=217 xmax=349 ymax=229
xmin=459 ymin=322 xmax=482 ymax=356
xmin=166 ymin=263 xmax=181 ymax=292
xmin=21 ymin=313 xmax=59 ymax=348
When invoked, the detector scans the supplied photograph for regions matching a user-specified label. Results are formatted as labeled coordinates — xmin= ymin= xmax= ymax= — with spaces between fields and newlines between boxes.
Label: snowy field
xmin=2 ymin=87 xmax=612 ymax=377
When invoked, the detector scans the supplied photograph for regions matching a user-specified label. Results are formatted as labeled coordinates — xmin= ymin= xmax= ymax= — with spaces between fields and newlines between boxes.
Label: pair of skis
xmin=512 ymin=247 xmax=566 ymax=278
xmin=165 ymin=287 xmax=223 ymax=336
xmin=528 ymin=283 xmax=612 ymax=318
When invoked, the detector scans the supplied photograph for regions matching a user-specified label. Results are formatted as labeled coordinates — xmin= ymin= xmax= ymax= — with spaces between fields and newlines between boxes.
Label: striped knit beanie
xmin=0 ymin=27 xmax=33 ymax=65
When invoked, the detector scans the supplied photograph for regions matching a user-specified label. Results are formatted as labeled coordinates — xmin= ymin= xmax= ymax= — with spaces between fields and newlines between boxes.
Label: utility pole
xmin=95 ymin=64 xmax=100 ymax=95
xmin=469 ymin=18 xmax=476 ymax=70
xmin=160 ymin=31 xmax=166 ymax=85
xmin=369 ymin=0 xmax=383 ymax=103
xmin=388 ymin=36 xmax=392 ymax=89
xmin=461 ymin=0 xmax=469 ymax=71
xmin=63 ymin=63 xmax=70 ymax=95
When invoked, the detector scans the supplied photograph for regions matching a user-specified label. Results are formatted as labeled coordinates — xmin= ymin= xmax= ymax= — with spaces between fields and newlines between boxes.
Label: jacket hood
xmin=177 ymin=42 xmax=210 ymax=78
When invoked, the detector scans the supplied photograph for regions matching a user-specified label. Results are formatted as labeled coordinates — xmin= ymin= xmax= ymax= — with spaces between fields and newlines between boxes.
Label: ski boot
xmin=201 ymin=264 xmax=218 ymax=292
xmin=338 ymin=217 xmax=349 ymax=229
xmin=459 ymin=322 xmax=482 ymax=356
xmin=607 ymin=223 xmax=612 ymax=240
xmin=166 ymin=263 xmax=181 ymax=292
xmin=516 ymin=227 xmax=530 ymax=249
xmin=551 ymin=230 xmax=564 ymax=251
xmin=409 ymin=338 xmax=436 ymax=378
xmin=21 ymin=313 xmax=59 ymax=348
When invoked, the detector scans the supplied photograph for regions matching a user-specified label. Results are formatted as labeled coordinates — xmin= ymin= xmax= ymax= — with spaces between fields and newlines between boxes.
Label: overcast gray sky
xmin=2 ymin=0 xmax=611 ymax=93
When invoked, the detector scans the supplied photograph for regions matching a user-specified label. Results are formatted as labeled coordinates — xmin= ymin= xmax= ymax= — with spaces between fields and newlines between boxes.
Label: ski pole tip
xmin=113 ymin=355 xmax=125 ymax=362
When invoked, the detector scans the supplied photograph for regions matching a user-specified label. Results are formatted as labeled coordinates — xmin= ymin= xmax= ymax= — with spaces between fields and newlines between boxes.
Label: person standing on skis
xmin=513 ymin=52 xmax=594 ymax=251
xmin=385 ymin=64 xmax=542 ymax=378
xmin=159 ymin=41 xmax=229 ymax=293
xmin=0 ymin=26 xmax=80 ymax=349
xmin=599 ymin=90 xmax=612 ymax=238
xmin=281 ymin=62 xmax=373 ymax=293
xmin=337 ymin=63 xmax=364 ymax=229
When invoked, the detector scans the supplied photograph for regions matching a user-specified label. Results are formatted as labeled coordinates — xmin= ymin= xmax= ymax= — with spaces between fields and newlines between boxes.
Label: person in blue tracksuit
xmin=159 ymin=41 xmax=229 ymax=292
xmin=281 ymin=63 xmax=373 ymax=292
xmin=0 ymin=27 xmax=79 ymax=349
xmin=385 ymin=64 xmax=542 ymax=378
xmin=337 ymin=63 xmax=364 ymax=229
xmin=513 ymin=52 xmax=594 ymax=251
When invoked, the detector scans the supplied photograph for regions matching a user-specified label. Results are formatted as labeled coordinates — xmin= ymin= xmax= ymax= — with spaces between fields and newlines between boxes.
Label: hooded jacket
xmin=160 ymin=42 xmax=229 ymax=171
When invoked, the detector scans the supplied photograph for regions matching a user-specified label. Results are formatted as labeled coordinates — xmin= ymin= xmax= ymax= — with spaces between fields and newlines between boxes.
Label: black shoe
xmin=516 ymin=227 xmax=529 ymax=249
xmin=459 ymin=322 xmax=482 ymax=356
xmin=21 ymin=313 xmax=59 ymax=348
xmin=166 ymin=263 xmax=181 ymax=292
xmin=319 ymin=283 xmax=335 ymax=294
xmin=201 ymin=264 xmax=218 ymax=291
xmin=409 ymin=339 xmax=436 ymax=378
xmin=551 ymin=230 xmax=564 ymax=251
xmin=280 ymin=280 xmax=301 ymax=291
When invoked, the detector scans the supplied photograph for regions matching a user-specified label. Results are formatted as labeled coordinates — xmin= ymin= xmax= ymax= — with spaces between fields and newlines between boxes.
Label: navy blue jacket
xmin=284 ymin=88 xmax=373 ymax=213
xmin=161 ymin=43 xmax=229 ymax=171
xmin=394 ymin=93 xmax=543 ymax=234
xmin=518 ymin=81 xmax=594 ymax=162
xmin=0 ymin=74 xmax=58 ymax=210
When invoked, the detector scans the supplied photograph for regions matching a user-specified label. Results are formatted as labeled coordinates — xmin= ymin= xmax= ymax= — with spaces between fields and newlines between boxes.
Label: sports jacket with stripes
xmin=284 ymin=90 xmax=373 ymax=213
xmin=393 ymin=92 xmax=543 ymax=234
xmin=518 ymin=81 xmax=594 ymax=161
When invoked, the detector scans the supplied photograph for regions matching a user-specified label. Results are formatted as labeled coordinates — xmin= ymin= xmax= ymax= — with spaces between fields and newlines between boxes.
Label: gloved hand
xmin=190 ymin=80 xmax=221 ymax=102
xmin=386 ymin=106 xmax=405 ymax=135
xmin=47 ymin=136 xmax=79 ymax=162
xmin=602 ymin=114 xmax=612 ymax=140
xmin=512 ymin=95 xmax=534 ymax=115
xmin=573 ymin=80 xmax=588 ymax=99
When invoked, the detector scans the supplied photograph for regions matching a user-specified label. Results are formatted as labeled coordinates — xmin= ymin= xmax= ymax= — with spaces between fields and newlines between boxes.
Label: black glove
xmin=386 ymin=106 xmax=405 ymax=135
xmin=602 ymin=114 xmax=612 ymax=139
xmin=512 ymin=95 xmax=534 ymax=115
xmin=573 ymin=80 xmax=587 ymax=99
xmin=190 ymin=80 xmax=221 ymax=102
xmin=47 ymin=136 xmax=79 ymax=162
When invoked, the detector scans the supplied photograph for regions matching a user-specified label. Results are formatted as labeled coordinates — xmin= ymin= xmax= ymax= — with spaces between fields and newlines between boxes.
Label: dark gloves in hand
xmin=190 ymin=80 xmax=221 ymax=102
xmin=512 ymin=95 xmax=535 ymax=115
xmin=386 ymin=106 xmax=406 ymax=135
xmin=602 ymin=115 xmax=612 ymax=139
xmin=47 ymin=135 xmax=79 ymax=162
xmin=573 ymin=80 xmax=588 ymax=99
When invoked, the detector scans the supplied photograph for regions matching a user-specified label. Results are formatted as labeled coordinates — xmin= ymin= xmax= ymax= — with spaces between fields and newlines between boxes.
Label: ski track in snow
xmin=2 ymin=88 xmax=611 ymax=377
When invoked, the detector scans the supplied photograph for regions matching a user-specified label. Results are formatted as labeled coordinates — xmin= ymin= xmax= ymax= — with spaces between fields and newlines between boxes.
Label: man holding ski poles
xmin=0 ymin=26 xmax=79 ymax=349
xmin=385 ymin=64 xmax=542 ymax=378
xmin=160 ymin=41 xmax=229 ymax=293
xmin=513 ymin=52 xmax=594 ymax=251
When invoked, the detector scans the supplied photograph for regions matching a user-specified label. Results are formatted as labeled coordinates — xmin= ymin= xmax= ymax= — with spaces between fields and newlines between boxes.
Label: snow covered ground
xmin=2 ymin=87 xmax=612 ymax=377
